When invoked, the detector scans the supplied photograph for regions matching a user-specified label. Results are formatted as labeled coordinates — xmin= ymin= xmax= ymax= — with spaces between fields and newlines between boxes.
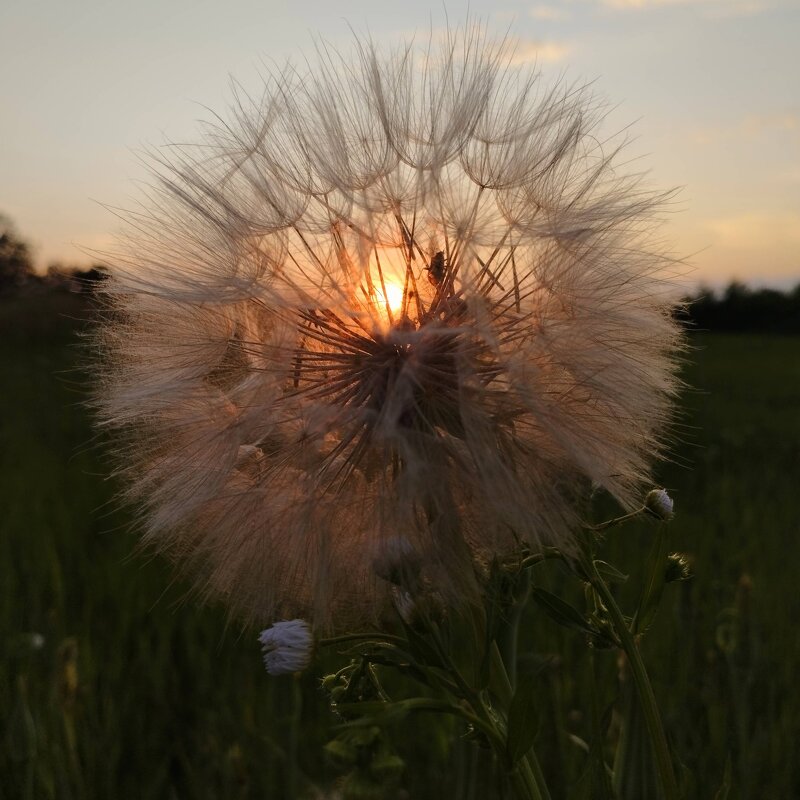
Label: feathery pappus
xmin=93 ymin=26 xmax=684 ymax=632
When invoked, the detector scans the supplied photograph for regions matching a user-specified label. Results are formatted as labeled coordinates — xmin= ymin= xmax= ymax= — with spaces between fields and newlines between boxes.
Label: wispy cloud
xmin=705 ymin=212 xmax=800 ymax=255
xmin=690 ymin=111 xmax=800 ymax=145
xmin=743 ymin=111 xmax=800 ymax=135
xmin=773 ymin=165 xmax=800 ymax=185
xmin=702 ymin=1 xmax=774 ymax=18
xmin=696 ymin=212 xmax=800 ymax=281
xmin=599 ymin=0 xmax=773 ymax=15
xmin=508 ymin=39 xmax=573 ymax=64
xmin=529 ymin=5 xmax=572 ymax=21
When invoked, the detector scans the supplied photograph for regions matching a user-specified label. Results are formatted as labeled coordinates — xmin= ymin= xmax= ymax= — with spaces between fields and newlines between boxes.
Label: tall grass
xmin=1 ymin=293 xmax=797 ymax=798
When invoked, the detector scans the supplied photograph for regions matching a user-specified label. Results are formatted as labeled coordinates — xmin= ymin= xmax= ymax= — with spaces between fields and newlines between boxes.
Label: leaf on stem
xmin=530 ymin=588 xmax=595 ymax=636
xmin=506 ymin=668 xmax=544 ymax=764
xmin=633 ymin=528 xmax=669 ymax=635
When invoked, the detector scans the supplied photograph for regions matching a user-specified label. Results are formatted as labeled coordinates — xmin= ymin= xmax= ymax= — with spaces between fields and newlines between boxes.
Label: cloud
xmin=508 ymin=39 xmax=573 ymax=64
xmin=600 ymin=0 xmax=690 ymax=8
xmin=529 ymin=5 xmax=572 ymax=20
xmin=773 ymin=165 xmax=800 ymax=185
xmin=702 ymin=212 xmax=800 ymax=277
xmin=702 ymin=1 xmax=773 ymax=17
xmin=743 ymin=112 xmax=800 ymax=135
xmin=706 ymin=212 xmax=800 ymax=246
xmin=689 ymin=111 xmax=800 ymax=146
xmin=598 ymin=0 xmax=773 ymax=14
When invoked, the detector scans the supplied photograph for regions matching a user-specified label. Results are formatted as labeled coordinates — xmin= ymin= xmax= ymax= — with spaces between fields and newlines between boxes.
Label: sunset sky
xmin=2 ymin=0 xmax=798 ymax=288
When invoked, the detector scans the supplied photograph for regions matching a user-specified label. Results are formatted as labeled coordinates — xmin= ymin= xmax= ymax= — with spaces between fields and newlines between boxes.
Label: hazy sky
xmin=2 ymin=0 xmax=798 ymax=288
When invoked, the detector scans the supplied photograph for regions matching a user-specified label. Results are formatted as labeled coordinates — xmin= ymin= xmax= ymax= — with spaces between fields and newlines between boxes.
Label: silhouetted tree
xmin=681 ymin=281 xmax=800 ymax=334
xmin=0 ymin=214 xmax=34 ymax=294
xmin=45 ymin=261 xmax=109 ymax=294
xmin=73 ymin=265 xmax=108 ymax=294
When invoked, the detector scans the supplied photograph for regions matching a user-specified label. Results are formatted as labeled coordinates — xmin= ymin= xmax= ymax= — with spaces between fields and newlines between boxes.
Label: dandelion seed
xmin=259 ymin=620 xmax=313 ymax=675
xmin=94 ymin=25 xmax=684 ymax=632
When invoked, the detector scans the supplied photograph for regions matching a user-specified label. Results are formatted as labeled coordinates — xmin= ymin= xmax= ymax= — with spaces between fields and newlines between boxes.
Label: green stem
xmin=499 ymin=570 xmax=531 ymax=689
xmin=588 ymin=562 xmax=679 ymax=800
xmin=287 ymin=675 xmax=302 ymax=799
xmin=489 ymin=643 xmax=552 ymax=800
xmin=589 ymin=507 xmax=647 ymax=533
xmin=517 ymin=548 xmax=566 ymax=570
xmin=319 ymin=631 xmax=406 ymax=647
xmin=508 ymin=760 xmax=543 ymax=800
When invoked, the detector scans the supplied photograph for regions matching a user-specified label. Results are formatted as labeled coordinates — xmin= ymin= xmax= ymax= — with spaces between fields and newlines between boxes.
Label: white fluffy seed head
xmin=258 ymin=620 xmax=314 ymax=675
xmin=93 ymin=25 xmax=685 ymax=633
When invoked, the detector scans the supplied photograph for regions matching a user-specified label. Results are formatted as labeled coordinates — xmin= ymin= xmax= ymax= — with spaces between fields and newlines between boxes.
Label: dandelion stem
xmin=589 ymin=507 xmax=647 ymax=532
xmin=319 ymin=632 xmax=407 ymax=648
xmin=489 ymin=643 xmax=552 ymax=800
xmin=517 ymin=548 xmax=566 ymax=571
xmin=587 ymin=560 xmax=679 ymax=800
xmin=287 ymin=675 xmax=302 ymax=799
xmin=508 ymin=762 xmax=543 ymax=800
xmin=499 ymin=570 xmax=531 ymax=689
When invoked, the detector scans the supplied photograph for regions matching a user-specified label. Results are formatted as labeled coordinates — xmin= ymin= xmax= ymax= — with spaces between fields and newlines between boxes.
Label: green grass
xmin=1 ymin=293 xmax=798 ymax=799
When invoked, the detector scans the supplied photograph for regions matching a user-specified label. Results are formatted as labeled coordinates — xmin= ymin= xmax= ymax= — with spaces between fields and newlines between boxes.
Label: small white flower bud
xmin=645 ymin=488 xmax=674 ymax=521
xmin=258 ymin=619 xmax=313 ymax=675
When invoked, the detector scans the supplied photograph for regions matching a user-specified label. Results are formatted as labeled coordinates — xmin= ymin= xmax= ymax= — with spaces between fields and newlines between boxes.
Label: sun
xmin=376 ymin=281 xmax=404 ymax=317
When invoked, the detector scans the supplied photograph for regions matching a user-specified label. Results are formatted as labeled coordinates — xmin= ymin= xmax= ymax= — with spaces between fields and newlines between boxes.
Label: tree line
xmin=679 ymin=282 xmax=800 ymax=334
xmin=1 ymin=213 xmax=106 ymax=295
xmin=2 ymin=212 xmax=799 ymax=331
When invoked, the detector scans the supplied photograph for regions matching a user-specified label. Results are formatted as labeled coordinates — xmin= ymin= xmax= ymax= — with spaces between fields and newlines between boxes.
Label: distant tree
xmin=681 ymin=281 xmax=800 ymax=334
xmin=0 ymin=214 xmax=34 ymax=294
xmin=45 ymin=260 xmax=109 ymax=294
xmin=73 ymin=265 xmax=108 ymax=294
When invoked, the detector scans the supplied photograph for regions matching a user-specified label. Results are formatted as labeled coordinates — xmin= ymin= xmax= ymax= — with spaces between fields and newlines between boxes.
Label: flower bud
xmin=258 ymin=619 xmax=313 ymax=675
xmin=665 ymin=552 xmax=692 ymax=583
xmin=645 ymin=488 xmax=674 ymax=521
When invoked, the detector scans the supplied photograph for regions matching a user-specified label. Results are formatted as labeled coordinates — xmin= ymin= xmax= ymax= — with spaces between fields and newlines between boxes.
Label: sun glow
xmin=375 ymin=280 xmax=405 ymax=317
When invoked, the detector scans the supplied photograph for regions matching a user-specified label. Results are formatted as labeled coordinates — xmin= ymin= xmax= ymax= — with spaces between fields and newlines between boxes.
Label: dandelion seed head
xmin=94 ymin=25 xmax=684 ymax=632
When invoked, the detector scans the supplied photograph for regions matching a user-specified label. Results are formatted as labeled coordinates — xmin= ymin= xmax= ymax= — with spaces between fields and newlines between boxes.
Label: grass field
xmin=1 ymin=292 xmax=798 ymax=799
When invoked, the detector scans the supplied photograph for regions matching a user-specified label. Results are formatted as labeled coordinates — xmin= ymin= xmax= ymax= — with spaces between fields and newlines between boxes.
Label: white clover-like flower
xmin=259 ymin=620 xmax=314 ymax=675
xmin=645 ymin=488 xmax=675 ymax=521
xmin=94 ymin=26 xmax=683 ymax=632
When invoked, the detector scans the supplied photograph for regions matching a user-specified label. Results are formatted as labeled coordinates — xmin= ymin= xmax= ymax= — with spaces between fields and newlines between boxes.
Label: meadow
xmin=1 ymin=291 xmax=798 ymax=799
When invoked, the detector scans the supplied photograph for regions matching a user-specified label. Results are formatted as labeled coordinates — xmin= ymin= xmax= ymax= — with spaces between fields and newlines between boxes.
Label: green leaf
xmin=334 ymin=697 xmax=459 ymax=730
xmin=400 ymin=623 xmax=444 ymax=670
xmin=334 ymin=700 xmax=411 ymax=728
xmin=506 ymin=668 xmax=542 ymax=764
xmin=446 ymin=604 xmax=486 ymax=687
xmin=323 ymin=738 xmax=357 ymax=768
xmin=612 ymin=675 xmax=660 ymax=800
xmin=633 ymin=528 xmax=669 ymax=635
xmin=530 ymin=587 xmax=593 ymax=635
